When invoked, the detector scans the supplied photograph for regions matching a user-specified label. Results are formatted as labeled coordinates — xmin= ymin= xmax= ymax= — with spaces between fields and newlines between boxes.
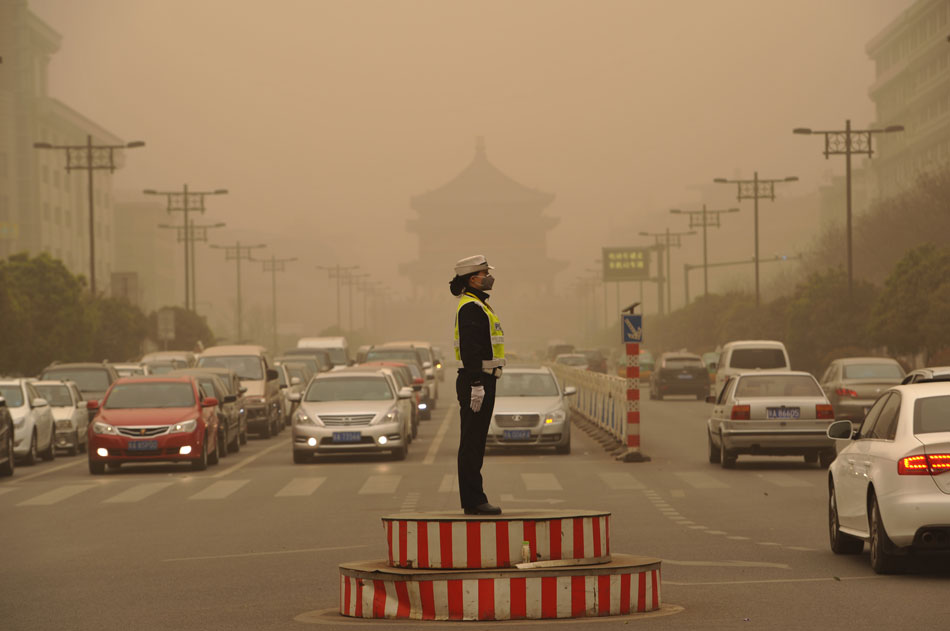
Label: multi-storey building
xmin=867 ymin=0 xmax=950 ymax=199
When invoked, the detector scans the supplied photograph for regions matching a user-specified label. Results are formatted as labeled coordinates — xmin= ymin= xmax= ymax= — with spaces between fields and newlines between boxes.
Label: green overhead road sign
xmin=602 ymin=247 xmax=650 ymax=282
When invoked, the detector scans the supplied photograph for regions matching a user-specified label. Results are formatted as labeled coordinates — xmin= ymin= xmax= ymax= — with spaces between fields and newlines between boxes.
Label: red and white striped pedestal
xmin=382 ymin=510 xmax=611 ymax=569
xmin=339 ymin=553 xmax=661 ymax=621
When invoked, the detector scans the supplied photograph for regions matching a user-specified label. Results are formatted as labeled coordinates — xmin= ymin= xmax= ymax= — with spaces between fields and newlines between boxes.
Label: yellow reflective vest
xmin=454 ymin=292 xmax=506 ymax=371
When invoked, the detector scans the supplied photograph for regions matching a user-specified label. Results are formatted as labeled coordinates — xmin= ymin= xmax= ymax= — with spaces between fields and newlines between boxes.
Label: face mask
xmin=479 ymin=274 xmax=495 ymax=291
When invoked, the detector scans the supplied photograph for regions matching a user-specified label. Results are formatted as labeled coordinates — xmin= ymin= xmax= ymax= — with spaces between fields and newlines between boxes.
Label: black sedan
xmin=649 ymin=352 xmax=710 ymax=400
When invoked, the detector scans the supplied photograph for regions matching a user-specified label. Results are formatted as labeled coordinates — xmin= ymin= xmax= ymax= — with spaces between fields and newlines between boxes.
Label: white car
xmin=826 ymin=382 xmax=950 ymax=573
xmin=33 ymin=380 xmax=88 ymax=455
xmin=0 ymin=379 xmax=56 ymax=465
xmin=486 ymin=367 xmax=576 ymax=454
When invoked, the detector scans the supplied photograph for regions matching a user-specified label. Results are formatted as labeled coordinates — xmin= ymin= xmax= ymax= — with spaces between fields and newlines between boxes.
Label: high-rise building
xmin=867 ymin=0 xmax=950 ymax=199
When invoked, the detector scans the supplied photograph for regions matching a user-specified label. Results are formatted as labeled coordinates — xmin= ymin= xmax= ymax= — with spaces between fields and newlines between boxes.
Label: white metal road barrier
xmin=550 ymin=365 xmax=627 ymax=443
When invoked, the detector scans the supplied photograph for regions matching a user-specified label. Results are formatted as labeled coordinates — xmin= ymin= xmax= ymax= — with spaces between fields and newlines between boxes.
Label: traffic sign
xmin=157 ymin=308 xmax=176 ymax=342
xmin=621 ymin=314 xmax=643 ymax=343
xmin=603 ymin=247 xmax=650 ymax=281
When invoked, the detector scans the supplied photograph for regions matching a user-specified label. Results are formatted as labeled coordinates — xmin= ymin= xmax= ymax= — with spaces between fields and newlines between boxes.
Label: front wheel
xmin=0 ymin=431 xmax=14 ymax=476
xmin=829 ymin=484 xmax=863 ymax=554
xmin=191 ymin=436 xmax=208 ymax=471
xmin=819 ymin=449 xmax=836 ymax=468
xmin=293 ymin=451 xmax=311 ymax=464
xmin=22 ymin=429 xmax=37 ymax=466
xmin=208 ymin=429 xmax=221 ymax=466
xmin=88 ymin=458 xmax=105 ymax=475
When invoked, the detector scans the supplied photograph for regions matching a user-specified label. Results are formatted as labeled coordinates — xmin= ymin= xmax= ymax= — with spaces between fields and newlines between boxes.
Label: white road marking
xmin=521 ymin=472 xmax=562 ymax=492
xmin=598 ymin=472 xmax=644 ymax=490
xmin=358 ymin=475 xmax=400 ymax=495
xmin=727 ymin=536 xmax=750 ymax=540
xmin=189 ymin=480 xmax=249 ymax=500
xmin=757 ymin=542 xmax=781 ymax=546
xmin=18 ymin=484 xmax=97 ymax=506
xmin=785 ymin=546 xmax=817 ymax=551
xmin=756 ymin=472 xmax=813 ymax=488
xmin=670 ymin=489 xmax=685 ymax=498
xmin=665 ymin=575 xmax=882 ymax=586
xmin=0 ymin=487 xmax=19 ymax=497
xmin=163 ymin=544 xmax=368 ymax=563
xmin=275 ymin=477 xmax=326 ymax=497
xmin=674 ymin=472 xmax=728 ymax=489
xmin=212 ymin=439 xmax=289 ymax=478
xmin=12 ymin=458 xmax=84 ymax=482
xmin=103 ymin=482 xmax=174 ymax=504
xmin=705 ymin=530 xmax=728 ymax=535
xmin=438 ymin=473 xmax=456 ymax=493
xmin=423 ymin=406 xmax=453 ymax=465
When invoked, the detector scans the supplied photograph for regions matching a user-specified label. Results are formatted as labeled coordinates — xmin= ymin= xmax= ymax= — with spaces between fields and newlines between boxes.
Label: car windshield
xmin=104 ymin=383 xmax=196 ymax=409
xmin=42 ymin=369 xmax=110 ymax=392
xmin=729 ymin=348 xmax=787 ymax=369
xmin=278 ymin=357 xmax=319 ymax=374
xmin=0 ymin=385 xmax=25 ymax=407
xmin=914 ymin=395 xmax=950 ymax=434
xmin=304 ymin=377 xmax=393 ymax=402
xmin=197 ymin=356 xmax=263 ymax=380
xmin=843 ymin=363 xmax=904 ymax=379
xmin=198 ymin=380 xmax=216 ymax=399
xmin=33 ymin=385 xmax=73 ymax=406
xmin=366 ymin=350 xmax=418 ymax=365
xmin=496 ymin=373 xmax=560 ymax=397
xmin=664 ymin=357 xmax=703 ymax=369
xmin=145 ymin=362 xmax=176 ymax=375
xmin=734 ymin=375 xmax=821 ymax=398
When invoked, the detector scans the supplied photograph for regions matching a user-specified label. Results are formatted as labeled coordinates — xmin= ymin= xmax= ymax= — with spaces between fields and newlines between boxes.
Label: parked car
xmin=901 ymin=366 xmax=950 ymax=384
xmin=706 ymin=371 xmax=836 ymax=468
xmin=819 ymin=357 xmax=905 ymax=427
xmin=182 ymin=366 xmax=248 ymax=445
xmin=140 ymin=351 xmax=197 ymax=368
xmin=649 ymin=352 xmax=709 ymax=400
xmin=364 ymin=344 xmax=434 ymax=419
xmin=143 ymin=360 xmax=178 ymax=375
xmin=110 ymin=363 xmax=148 ymax=377
xmin=379 ymin=341 xmax=440 ymax=407
xmin=713 ymin=340 xmax=790 ymax=398
xmin=575 ymin=348 xmax=607 ymax=373
xmin=296 ymin=336 xmax=351 ymax=369
xmin=289 ymin=368 xmax=413 ymax=463
xmin=826 ymin=382 xmax=950 ymax=573
xmin=168 ymin=369 xmax=242 ymax=455
xmin=279 ymin=348 xmax=333 ymax=373
xmin=33 ymin=380 xmax=88 ymax=455
xmin=554 ymin=353 xmax=589 ymax=370
xmin=0 ymin=397 xmax=15 ymax=476
xmin=197 ymin=345 xmax=281 ymax=438
xmin=275 ymin=355 xmax=326 ymax=380
xmin=38 ymin=362 xmax=119 ymax=407
xmin=86 ymin=376 xmax=221 ymax=473
xmin=486 ymin=366 xmax=576 ymax=454
xmin=358 ymin=361 xmax=420 ymax=438
xmin=0 ymin=379 xmax=56 ymax=465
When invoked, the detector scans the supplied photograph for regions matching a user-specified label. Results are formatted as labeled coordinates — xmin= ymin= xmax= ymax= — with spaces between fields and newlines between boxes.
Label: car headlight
xmin=295 ymin=410 xmax=320 ymax=426
xmin=544 ymin=410 xmax=567 ymax=424
xmin=169 ymin=419 xmax=197 ymax=434
xmin=373 ymin=410 xmax=398 ymax=425
xmin=92 ymin=421 xmax=119 ymax=435
xmin=14 ymin=417 xmax=26 ymax=430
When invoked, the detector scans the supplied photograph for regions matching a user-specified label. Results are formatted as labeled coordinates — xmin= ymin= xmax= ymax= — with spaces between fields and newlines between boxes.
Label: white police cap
xmin=454 ymin=254 xmax=494 ymax=276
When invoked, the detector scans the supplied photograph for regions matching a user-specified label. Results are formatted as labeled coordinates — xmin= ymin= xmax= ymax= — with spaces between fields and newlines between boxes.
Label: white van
xmin=296 ymin=337 xmax=351 ymax=370
xmin=713 ymin=340 xmax=791 ymax=397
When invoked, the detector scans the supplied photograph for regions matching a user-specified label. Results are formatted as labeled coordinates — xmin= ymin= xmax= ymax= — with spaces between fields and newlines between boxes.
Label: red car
xmin=87 ymin=376 xmax=221 ymax=474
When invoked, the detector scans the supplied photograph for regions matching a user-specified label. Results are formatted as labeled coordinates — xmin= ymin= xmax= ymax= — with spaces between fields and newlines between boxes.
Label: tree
xmin=148 ymin=307 xmax=215 ymax=352
xmin=89 ymin=296 xmax=149 ymax=362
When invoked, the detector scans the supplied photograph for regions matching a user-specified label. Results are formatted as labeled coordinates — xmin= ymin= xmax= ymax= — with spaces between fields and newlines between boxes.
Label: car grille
xmin=318 ymin=414 xmax=376 ymax=426
xmin=117 ymin=426 xmax=169 ymax=437
xmin=495 ymin=414 xmax=540 ymax=428
xmin=55 ymin=420 xmax=73 ymax=430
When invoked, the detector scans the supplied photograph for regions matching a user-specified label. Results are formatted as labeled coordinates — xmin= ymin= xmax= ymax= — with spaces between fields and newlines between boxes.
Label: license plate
xmin=503 ymin=429 xmax=532 ymax=441
xmin=677 ymin=373 xmax=693 ymax=380
xmin=767 ymin=407 xmax=800 ymax=420
xmin=127 ymin=440 xmax=158 ymax=451
xmin=332 ymin=431 xmax=361 ymax=443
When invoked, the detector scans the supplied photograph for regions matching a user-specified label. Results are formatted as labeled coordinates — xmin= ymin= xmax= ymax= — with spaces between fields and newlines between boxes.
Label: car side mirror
xmin=266 ymin=368 xmax=279 ymax=381
xmin=86 ymin=400 xmax=100 ymax=410
xmin=705 ymin=395 xmax=717 ymax=404
xmin=827 ymin=420 xmax=854 ymax=440
xmin=288 ymin=392 xmax=302 ymax=403
xmin=224 ymin=395 xmax=237 ymax=404
xmin=564 ymin=386 xmax=577 ymax=396
xmin=239 ymin=386 xmax=248 ymax=394
xmin=32 ymin=397 xmax=49 ymax=408
xmin=423 ymin=361 xmax=432 ymax=369
xmin=202 ymin=397 xmax=219 ymax=408
xmin=397 ymin=387 xmax=414 ymax=400
xmin=279 ymin=384 xmax=288 ymax=389
xmin=291 ymin=377 xmax=301 ymax=386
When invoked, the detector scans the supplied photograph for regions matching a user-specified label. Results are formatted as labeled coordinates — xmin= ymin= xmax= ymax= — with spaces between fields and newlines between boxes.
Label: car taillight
xmin=816 ymin=404 xmax=834 ymax=419
xmin=730 ymin=405 xmax=750 ymax=420
xmin=835 ymin=387 xmax=857 ymax=398
xmin=898 ymin=453 xmax=950 ymax=475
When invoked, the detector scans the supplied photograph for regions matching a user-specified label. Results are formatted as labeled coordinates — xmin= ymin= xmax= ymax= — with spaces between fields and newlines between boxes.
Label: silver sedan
xmin=706 ymin=371 xmax=837 ymax=468
xmin=486 ymin=367 xmax=576 ymax=454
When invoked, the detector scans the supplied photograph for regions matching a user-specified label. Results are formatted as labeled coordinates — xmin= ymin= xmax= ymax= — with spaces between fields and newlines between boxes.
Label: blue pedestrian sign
xmin=621 ymin=314 xmax=643 ymax=343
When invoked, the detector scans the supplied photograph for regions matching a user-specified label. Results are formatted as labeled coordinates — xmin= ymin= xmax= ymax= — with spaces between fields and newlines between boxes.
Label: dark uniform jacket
xmin=457 ymin=288 xmax=495 ymax=387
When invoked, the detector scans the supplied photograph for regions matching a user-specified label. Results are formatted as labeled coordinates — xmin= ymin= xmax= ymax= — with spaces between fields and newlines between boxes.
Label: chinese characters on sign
xmin=602 ymin=247 xmax=650 ymax=281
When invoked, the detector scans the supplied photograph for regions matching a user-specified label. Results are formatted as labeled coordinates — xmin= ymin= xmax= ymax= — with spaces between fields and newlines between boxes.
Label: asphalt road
xmin=3 ymin=388 xmax=948 ymax=630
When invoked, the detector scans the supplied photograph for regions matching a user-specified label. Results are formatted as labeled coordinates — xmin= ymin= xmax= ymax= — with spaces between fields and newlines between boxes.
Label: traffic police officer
xmin=450 ymin=255 xmax=505 ymax=515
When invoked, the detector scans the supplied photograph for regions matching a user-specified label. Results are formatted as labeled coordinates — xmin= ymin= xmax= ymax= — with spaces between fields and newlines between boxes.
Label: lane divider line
xmin=12 ymin=458 xmax=85 ymax=483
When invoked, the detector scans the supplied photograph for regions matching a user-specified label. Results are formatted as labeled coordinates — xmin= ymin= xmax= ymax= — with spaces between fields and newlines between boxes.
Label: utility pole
xmin=316 ymin=264 xmax=359 ymax=331
xmin=257 ymin=255 xmax=297 ymax=353
xmin=713 ymin=173 xmax=798 ymax=307
xmin=157 ymin=221 xmax=225 ymax=313
xmin=144 ymin=185 xmax=228 ymax=311
xmin=34 ymin=135 xmax=145 ymax=295
xmin=793 ymin=121 xmax=904 ymax=298
xmin=640 ymin=229 xmax=695 ymax=314
xmin=344 ymin=272 xmax=371 ymax=332
xmin=210 ymin=241 xmax=266 ymax=342
xmin=670 ymin=205 xmax=739 ymax=300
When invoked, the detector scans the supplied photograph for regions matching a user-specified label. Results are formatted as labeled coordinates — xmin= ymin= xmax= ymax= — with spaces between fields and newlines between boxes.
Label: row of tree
xmin=0 ymin=253 xmax=214 ymax=377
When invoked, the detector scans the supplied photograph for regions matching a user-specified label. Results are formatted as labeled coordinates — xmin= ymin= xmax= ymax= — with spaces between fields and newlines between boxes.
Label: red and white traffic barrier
xmin=339 ymin=555 xmax=661 ymax=621
xmin=383 ymin=511 xmax=611 ymax=569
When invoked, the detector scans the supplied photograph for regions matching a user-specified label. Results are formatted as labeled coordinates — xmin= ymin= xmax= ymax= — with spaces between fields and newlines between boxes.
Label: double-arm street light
xmin=144 ymin=185 xmax=228 ymax=311
xmin=210 ymin=241 xmax=266 ymax=343
xmin=157 ymin=221 xmax=226 ymax=314
xmin=257 ymin=255 xmax=298 ymax=352
xmin=713 ymin=173 xmax=798 ymax=307
xmin=639 ymin=228 xmax=696 ymax=315
xmin=793 ymin=120 xmax=904 ymax=297
xmin=33 ymin=136 xmax=145 ymax=295
xmin=316 ymin=264 xmax=360 ymax=331
xmin=670 ymin=205 xmax=739 ymax=300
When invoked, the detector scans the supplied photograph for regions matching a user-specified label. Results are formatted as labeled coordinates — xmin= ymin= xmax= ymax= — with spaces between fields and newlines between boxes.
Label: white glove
xmin=470 ymin=385 xmax=486 ymax=413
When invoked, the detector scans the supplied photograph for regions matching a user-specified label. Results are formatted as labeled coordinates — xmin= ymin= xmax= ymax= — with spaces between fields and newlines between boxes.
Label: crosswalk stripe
xmin=189 ymin=480 xmax=249 ymax=500
xmin=756 ymin=473 xmax=813 ymax=488
xmin=674 ymin=472 xmax=728 ymax=489
xmin=598 ymin=472 xmax=645 ymax=490
xmin=0 ymin=487 xmax=18 ymax=498
xmin=438 ymin=474 xmax=456 ymax=493
xmin=521 ymin=473 xmax=562 ymax=492
xmin=104 ymin=482 xmax=174 ymax=504
xmin=358 ymin=475 xmax=400 ymax=495
xmin=18 ymin=484 xmax=97 ymax=506
xmin=276 ymin=477 xmax=326 ymax=497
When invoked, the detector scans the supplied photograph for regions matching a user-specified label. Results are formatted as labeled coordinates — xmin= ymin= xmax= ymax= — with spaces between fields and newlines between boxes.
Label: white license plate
xmin=767 ymin=407 xmax=800 ymax=420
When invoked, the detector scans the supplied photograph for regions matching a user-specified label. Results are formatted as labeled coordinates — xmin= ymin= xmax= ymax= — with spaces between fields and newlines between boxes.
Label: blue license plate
xmin=332 ymin=431 xmax=362 ymax=443
xmin=503 ymin=430 xmax=532 ymax=441
xmin=767 ymin=407 xmax=800 ymax=420
xmin=127 ymin=440 xmax=158 ymax=451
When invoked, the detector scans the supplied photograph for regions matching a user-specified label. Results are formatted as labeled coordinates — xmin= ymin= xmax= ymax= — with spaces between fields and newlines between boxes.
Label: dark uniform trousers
xmin=456 ymin=369 xmax=496 ymax=509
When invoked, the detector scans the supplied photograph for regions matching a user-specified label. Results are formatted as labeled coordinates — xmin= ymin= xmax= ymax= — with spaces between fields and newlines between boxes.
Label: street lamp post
xmin=713 ymin=173 xmax=798 ymax=307
xmin=157 ymin=221 xmax=225 ymax=313
xmin=639 ymin=229 xmax=695 ymax=314
xmin=345 ymin=272 xmax=371 ymax=332
xmin=33 ymin=136 xmax=145 ymax=295
xmin=144 ymin=185 xmax=228 ymax=311
xmin=316 ymin=264 xmax=360 ymax=331
xmin=670 ymin=205 xmax=739 ymax=300
xmin=258 ymin=255 xmax=298 ymax=352
xmin=683 ymin=254 xmax=803 ymax=304
xmin=210 ymin=241 xmax=266 ymax=342
xmin=793 ymin=121 xmax=904 ymax=297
